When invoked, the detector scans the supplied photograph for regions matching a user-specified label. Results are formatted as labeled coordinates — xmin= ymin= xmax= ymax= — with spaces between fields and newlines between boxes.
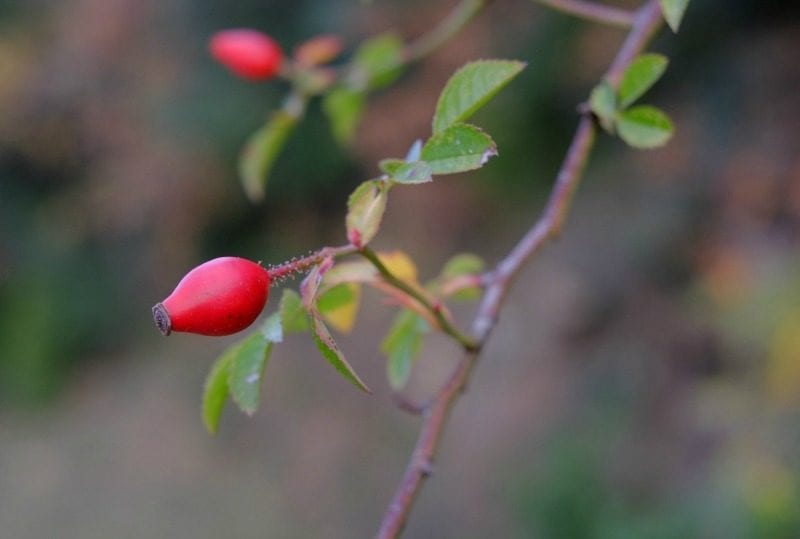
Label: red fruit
xmin=153 ymin=257 xmax=270 ymax=337
xmin=209 ymin=29 xmax=284 ymax=81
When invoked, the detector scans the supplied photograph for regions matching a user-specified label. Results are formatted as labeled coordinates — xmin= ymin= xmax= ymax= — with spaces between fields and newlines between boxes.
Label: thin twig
xmin=531 ymin=0 xmax=636 ymax=27
xmin=404 ymin=0 xmax=488 ymax=63
xmin=376 ymin=2 xmax=665 ymax=537
xmin=391 ymin=393 xmax=429 ymax=416
xmin=359 ymin=246 xmax=480 ymax=352
xmin=338 ymin=0 xmax=488 ymax=91
xmin=266 ymin=244 xmax=356 ymax=282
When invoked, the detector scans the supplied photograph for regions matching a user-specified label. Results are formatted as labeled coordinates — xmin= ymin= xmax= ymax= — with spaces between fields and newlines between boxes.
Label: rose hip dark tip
xmin=152 ymin=303 xmax=172 ymax=336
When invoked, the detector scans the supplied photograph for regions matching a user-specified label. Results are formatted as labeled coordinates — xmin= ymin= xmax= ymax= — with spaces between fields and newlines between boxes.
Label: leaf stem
xmin=530 ymin=0 xmax=637 ymax=27
xmin=359 ymin=247 xmax=479 ymax=352
xmin=376 ymin=2 xmax=666 ymax=537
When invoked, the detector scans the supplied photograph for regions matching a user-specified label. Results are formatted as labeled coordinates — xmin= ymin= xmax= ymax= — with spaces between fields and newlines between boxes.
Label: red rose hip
xmin=153 ymin=257 xmax=270 ymax=336
xmin=209 ymin=29 xmax=284 ymax=81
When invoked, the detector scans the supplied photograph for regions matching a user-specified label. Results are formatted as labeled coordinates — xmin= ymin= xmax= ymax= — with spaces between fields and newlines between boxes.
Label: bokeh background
xmin=2 ymin=0 xmax=800 ymax=537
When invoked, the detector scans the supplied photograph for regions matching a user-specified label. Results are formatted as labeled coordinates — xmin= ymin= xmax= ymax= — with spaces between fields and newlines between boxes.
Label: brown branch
xmin=531 ymin=0 xmax=636 ymax=27
xmin=376 ymin=2 xmax=665 ymax=537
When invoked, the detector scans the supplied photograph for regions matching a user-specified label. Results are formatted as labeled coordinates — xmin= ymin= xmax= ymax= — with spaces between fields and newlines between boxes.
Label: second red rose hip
xmin=209 ymin=29 xmax=284 ymax=81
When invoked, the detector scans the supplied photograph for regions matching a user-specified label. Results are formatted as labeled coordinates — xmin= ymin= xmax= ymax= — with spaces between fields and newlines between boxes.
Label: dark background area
xmin=1 ymin=0 xmax=800 ymax=537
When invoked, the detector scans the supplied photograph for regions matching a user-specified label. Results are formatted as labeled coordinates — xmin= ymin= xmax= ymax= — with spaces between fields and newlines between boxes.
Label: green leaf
xmin=280 ymin=289 xmax=310 ymax=333
xmin=660 ymin=0 xmax=690 ymax=32
xmin=239 ymin=111 xmax=298 ymax=202
xmin=346 ymin=180 xmax=388 ymax=247
xmin=311 ymin=314 xmax=371 ymax=392
xmin=379 ymin=158 xmax=405 ymax=176
xmin=432 ymin=60 xmax=525 ymax=134
xmin=202 ymin=346 xmax=235 ymax=434
xmin=381 ymin=310 xmax=429 ymax=390
xmin=350 ymin=33 xmax=405 ymax=90
xmin=442 ymin=253 xmax=484 ymax=278
xmin=616 ymin=105 xmax=674 ymax=149
xmin=589 ymin=81 xmax=617 ymax=132
xmin=390 ymin=161 xmax=433 ymax=184
xmin=439 ymin=253 xmax=484 ymax=301
xmin=318 ymin=283 xmax=361 ymax=333
xmin=421 ymin=123 xmax=497 ymax=175
xmin=379 ymin=150 xmax=433 ymax=184
xmin=618 ymin=54 xmax=669 ymax=108
xmin=259 ymin=311 xmax=283 ymax=343
xmin=317 ymin=282 xmax=358 ymax=312
xmin=322 ymin=87 xmax=365 ymax=146
xmin=228 ymin=330 xmax=274 ymax=416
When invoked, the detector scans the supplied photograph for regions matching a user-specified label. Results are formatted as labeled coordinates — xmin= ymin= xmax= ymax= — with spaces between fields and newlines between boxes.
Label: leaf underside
xmin=311 ymin=314 xmax=371 ymax=393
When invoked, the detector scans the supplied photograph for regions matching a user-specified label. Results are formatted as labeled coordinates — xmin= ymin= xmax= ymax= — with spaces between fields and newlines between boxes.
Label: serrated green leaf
xmin=351 ymin=33 xmax=404 ymax=90
xmin=618 ymin=54 xmax=669 ymax=108
xmin=589 ymin=81 xmax=617 ymax=132
xmin=381 ymin=310 xmax=429 ymax=390
xmin=318 ymin=283 xmax=361 ymax=333
xmin=616 ymin=105 xmax=674 ymax=149
xmin=346 ymin=180 xmax=388 ymax=247
xmin=311 ymin=314 xmax=371 ymax=392
xmin=660 ymin=0 xmax=690 ymax=32
xmin=202 ymin=346 xmax=235 ymax=434
xmin=432 ymin=60 xmax=525 ymax=134
xmin=228 ymin=331 xmax=273 ymax=416
xmin=421 ymin=123 xmax=497 ymax=175
xmin=322 ymin=87 xmax=365 ymax=146
xmin=239 ymin=111 xmax=298 ymax=202
xmin=280 ymin=289 xmax=309 ymax=333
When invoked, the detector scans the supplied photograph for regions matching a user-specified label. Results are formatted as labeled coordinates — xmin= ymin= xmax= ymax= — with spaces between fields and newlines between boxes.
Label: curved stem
xmin=359 ymin=247 xmax=479 ymax=352
xmin=404 ymin=0 xmax=488 ymax=63
xmin=376 ymin=2 xmax=665 ymax=537
xmin=531 ymin=0 xmax=636 ymax=27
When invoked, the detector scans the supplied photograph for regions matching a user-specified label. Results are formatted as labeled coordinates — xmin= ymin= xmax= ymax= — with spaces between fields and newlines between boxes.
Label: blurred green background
xmin=2 ymin=0 xmax=800 ymax=537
